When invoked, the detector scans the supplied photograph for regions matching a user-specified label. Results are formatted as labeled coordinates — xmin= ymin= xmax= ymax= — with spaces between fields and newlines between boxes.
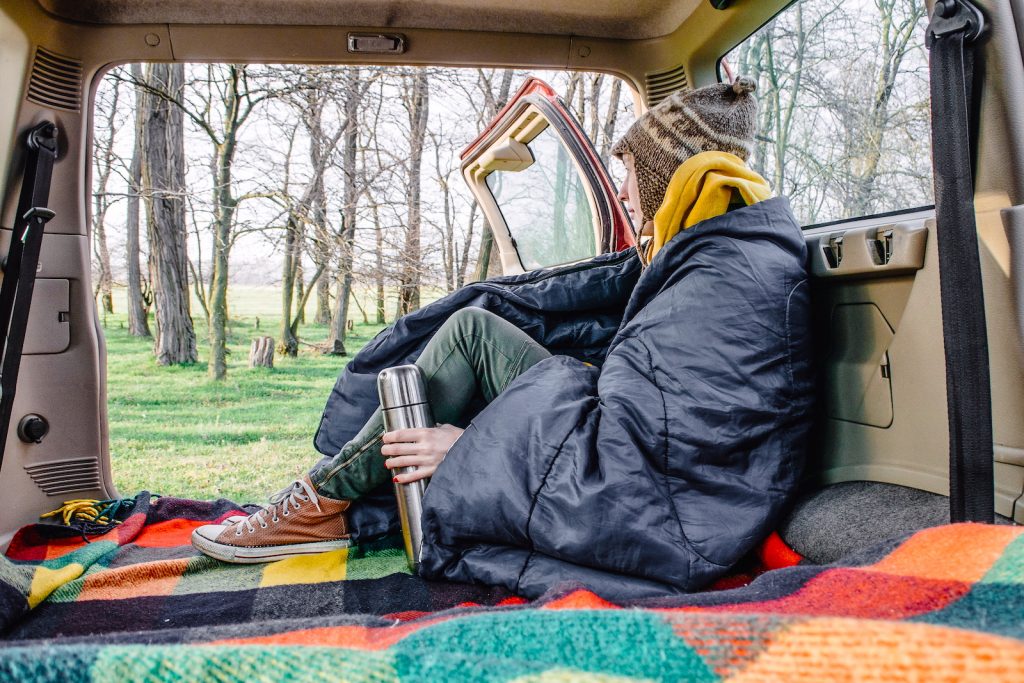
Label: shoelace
xmin=236 ymin=478 xmax=322 ymax=535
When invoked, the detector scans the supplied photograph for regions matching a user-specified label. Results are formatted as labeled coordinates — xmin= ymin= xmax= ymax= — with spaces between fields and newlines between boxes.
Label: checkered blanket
xmin=1 ymin=492 xmax=1022 ymax=681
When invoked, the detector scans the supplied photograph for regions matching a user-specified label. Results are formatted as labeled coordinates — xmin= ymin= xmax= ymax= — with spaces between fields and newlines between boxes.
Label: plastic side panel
xmin=170 ymin=24 xmax=570 ymax=67
xmin=810 ymin=218 xmax=950 ymax=499
xmin=0 ymin=230 xmax=109 ymax=542
xmin=809 ymin=223 xmax=928 ymax=278
xmin=825 ymin=303 xmax=894 ymax=428
xmin=810 ymin=207 xmax=1024 ymax=519
xmin=24 ymin=278 xmax=70 ymax=354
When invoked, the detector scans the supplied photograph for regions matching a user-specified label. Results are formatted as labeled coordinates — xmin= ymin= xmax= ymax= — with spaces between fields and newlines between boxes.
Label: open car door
xmin=461 ymin=77 xmax=634 ymax=276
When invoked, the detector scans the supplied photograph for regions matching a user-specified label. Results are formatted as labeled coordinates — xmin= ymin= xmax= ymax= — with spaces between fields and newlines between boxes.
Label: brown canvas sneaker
xmin=191 ymin=475 xmax=351 ymax=563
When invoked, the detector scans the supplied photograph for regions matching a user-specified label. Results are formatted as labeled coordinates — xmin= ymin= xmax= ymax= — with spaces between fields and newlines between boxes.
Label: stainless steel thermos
xmin=377 ymin=364 xmax=432 ymax=571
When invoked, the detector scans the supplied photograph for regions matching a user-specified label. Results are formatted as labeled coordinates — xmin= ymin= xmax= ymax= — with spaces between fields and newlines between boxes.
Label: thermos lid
xmin=378 ymin=364 xmax=429 ymax=409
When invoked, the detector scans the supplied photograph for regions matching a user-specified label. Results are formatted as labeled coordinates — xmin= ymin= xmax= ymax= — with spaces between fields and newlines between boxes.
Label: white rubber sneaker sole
xmin=191 ymin=526 xmax=351 ymax=564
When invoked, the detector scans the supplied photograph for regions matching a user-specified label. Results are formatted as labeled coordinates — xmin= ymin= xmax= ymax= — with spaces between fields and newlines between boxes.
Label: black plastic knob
xmin=17 ymin=414 xmax=49 ymax=444
xmin=937 ymin=0 xmax=958 ymax=18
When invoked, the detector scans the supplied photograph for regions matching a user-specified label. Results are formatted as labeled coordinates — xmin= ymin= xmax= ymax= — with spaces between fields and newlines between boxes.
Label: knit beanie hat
xmin=612 ymin=78 xmax=758 ymax=223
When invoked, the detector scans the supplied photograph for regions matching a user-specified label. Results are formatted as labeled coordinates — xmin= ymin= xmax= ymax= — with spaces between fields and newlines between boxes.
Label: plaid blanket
xmin=1 ymin=493 xmax=1022 ymax=681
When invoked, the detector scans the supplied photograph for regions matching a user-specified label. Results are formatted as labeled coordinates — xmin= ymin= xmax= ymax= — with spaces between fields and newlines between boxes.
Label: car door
xmin=460 ymin=77 xmax=633 ymax=276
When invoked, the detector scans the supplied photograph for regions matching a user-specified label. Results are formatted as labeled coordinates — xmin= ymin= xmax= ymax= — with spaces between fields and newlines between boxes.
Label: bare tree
xmin=328 ymin=67 xmax=375 ymax=354
xmin=395 ymin=69 xmax=430 ymax=317
xmin=729 ymin=0 xmax=930 ymax=224
xmin=101 ymin=63 xmax=640 ymax=365
xmin=598 ymin=78 xmax=624 ymax=166
xmin=129 ymin=64 xmax=286 ymax=378
xmin=126 ymin=63 xmax=151 ymax=337
xmin=371 ymin=198 xmax=386 ymax=324
xmin=141 ymin=63 xmax=197 ymax=365
xmin=278 ymin=123 xmax=305 ymax=356
xmin=91 ymin=74 xmax=120 ymax=315
xmin=298 ymin=82 xmax=336 ymax=326
xmin=275 ymin=69 xmax=346 ymax=355
xmin=840 ymin=0 xmax=927 ymax=215
xmin=202 ymin=66 xmax=280 ymax=379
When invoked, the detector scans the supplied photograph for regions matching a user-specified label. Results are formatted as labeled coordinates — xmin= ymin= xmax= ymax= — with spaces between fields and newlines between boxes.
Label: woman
xmin=192 ymin=79 xmax=815 ymax=599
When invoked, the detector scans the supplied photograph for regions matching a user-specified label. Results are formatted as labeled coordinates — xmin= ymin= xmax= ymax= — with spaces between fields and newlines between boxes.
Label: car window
xmin=89 ymin=65 xmax=633 ymax=500
xmin=484 ymin=124 xmax=598 ymax=271
xmin=721 ymin=0 xmax=933 ymax=227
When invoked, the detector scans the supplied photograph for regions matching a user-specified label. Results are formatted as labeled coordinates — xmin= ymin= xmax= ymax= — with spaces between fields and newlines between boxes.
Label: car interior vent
xmin=26 ymin=47 xmax=83 ymax=112
xmin=24 ymin=458 xmax=101 ymax=495
xmin=644 ymin=65 xmax=689 ymax=106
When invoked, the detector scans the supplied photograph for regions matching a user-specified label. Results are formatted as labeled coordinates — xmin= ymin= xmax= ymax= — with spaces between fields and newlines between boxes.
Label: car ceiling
xmin=37 ymin=0 xmax=704 ymax=40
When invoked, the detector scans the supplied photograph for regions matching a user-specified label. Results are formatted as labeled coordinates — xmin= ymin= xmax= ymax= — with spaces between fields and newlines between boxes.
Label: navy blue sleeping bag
xmin=315 ymin=196 xmax=814 ymax=599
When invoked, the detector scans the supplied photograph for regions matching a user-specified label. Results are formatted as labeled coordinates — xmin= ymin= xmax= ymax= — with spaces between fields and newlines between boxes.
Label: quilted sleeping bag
xmin=317 ymin=196 xmax=814 ymax=599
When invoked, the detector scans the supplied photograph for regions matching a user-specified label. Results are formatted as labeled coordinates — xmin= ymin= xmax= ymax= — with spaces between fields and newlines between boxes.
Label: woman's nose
xmin=617 ymin=181 xmax=628 ymax=203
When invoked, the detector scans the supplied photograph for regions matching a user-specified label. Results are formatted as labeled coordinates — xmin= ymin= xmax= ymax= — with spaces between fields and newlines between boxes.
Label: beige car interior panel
xmin=37 ymin=0 xmax=705 ymax=41
xmin=0 ymin=0 xmax=1023 ymax=547
xmin=825 ymin=304 xmax=894 ymax=429
xmin=474 ymin=138 xmax=534 ymax=175
xmin=23 ymin=278 xmax=70 ymax=354
xmin=809 ymin=223 xmax=928 ymax=278
xmin=976 ymin=195 xmax=1024 ymax=523
xmin=807 ymin=208 xmax=1024 ymax=522
xmin=807 ymin=217 xmax=948 ymax=499
xmin=0 ymin=231 xmax=83 ymax=356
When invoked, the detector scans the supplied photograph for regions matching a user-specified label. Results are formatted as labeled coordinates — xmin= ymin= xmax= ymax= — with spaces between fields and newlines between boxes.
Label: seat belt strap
xmin=0 ymin=122 xmax=58 ymax=471
xmin=926 ymin=1 xmax=993 ymax=523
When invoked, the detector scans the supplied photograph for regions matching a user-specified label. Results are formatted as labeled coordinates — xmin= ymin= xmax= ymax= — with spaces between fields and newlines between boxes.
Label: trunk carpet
xmin=0 ymin=493 xmax=1022 ymax=681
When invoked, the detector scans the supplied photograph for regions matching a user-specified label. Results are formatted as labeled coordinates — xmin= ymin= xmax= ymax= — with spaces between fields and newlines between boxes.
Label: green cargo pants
xmin=310 ymin=307 xmax=552 ymax=501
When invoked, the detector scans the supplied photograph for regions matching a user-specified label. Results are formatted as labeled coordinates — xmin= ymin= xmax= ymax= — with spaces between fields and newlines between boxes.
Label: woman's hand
xmin=381 ymin=424 xmax=464 ymax=484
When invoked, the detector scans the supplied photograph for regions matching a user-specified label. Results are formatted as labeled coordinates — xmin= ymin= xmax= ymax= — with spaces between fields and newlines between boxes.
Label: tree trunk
xmin=208 ymin=198 xmax=233 ymax=379
xmin=328 ymin=67 xmax=362 ymax=354
xmin=207 ymin=65 xmax=249 ymax=381
xmin=294 ymin=254 xmax=306 ymax=325
xmin=92 ymin=72 xmax=121 ymax=315
xmin=373 ymin=201 xmax=385 ymax=325
xmin=142 ymin=63 xmax=196 ymax=365
xmin=280 ymin=213 xmax=300 ymax=356
xmin=299 ymin=86 xmax=332 ymax=327
xmin=587 ymin=74 xmax=604 ymax=145
xmin=396 ymin=69 xmax=429 ymax=317
xmin=313 ymin=236 xmax=332 ymax=324
xmin=457 ymin=202 xmax=477 ymax=289
xmin=327 ymin=212 xmax=354 ymax=356
xmin=311 ymin=188 xmax=332 ymax=326
xmin=473 ymin=222 xmax=503 ymax=281
xmin=126 ymin=63 xmax=151 ymax=337
xmin=93 ymin=216 xmax=114 ymax=314
xmin=599 ymin=78 xmax=623 ymax=165
xmin=248 ymin=336 xmax=274 ymax=368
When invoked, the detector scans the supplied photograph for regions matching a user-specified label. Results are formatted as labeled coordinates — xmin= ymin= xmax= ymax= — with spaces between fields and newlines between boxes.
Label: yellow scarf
xmin=643 ymin=151 xmax=772 ymax=265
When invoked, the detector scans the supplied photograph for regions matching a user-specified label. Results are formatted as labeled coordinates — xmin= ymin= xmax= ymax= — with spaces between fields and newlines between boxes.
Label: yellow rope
xmin=40 ymin=499 xmax=121 ymax=527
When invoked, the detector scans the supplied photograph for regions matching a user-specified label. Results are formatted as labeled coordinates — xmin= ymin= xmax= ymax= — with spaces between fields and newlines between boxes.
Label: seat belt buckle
xmin=26 ymin=122 xmax=58 ymax=154
xmin=20 ymin=207 xmax=56 ymax=242
xmin=927 ymin=0 xmax=985 ymax=47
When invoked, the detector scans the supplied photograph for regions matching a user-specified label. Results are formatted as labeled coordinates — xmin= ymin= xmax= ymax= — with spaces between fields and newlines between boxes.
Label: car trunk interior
xmin=0 ymin=0 xmax=1022 ymax=562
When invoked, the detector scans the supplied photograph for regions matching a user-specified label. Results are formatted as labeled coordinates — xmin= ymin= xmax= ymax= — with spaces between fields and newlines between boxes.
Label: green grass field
xmin=104 ymin=286 xmax=389 ymax=503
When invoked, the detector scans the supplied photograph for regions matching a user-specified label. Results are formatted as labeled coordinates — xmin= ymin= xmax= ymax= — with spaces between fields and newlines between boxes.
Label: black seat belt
xmin=0 ymin=121 xmax=58 ymax=472
xmin=926 ymin=1 xmax=993 ymax=524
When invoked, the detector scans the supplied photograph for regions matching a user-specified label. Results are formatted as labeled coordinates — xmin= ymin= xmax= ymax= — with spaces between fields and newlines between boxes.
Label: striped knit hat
xmin=612 ymin=78 xmax=758 ymax=223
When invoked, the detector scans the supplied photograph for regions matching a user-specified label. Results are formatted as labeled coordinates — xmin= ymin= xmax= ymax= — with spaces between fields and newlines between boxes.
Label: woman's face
xmin=617 ymin=153 xmax=641 ymax=223
xmin=617 ymin=152 xmax=647 ymax=233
